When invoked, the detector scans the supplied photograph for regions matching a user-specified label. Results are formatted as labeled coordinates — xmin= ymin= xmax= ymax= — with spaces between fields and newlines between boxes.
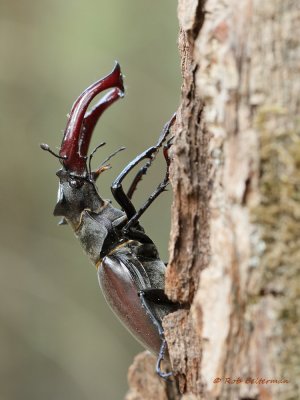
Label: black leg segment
xmin=138 ymin=290 xmax=172 ymax=379
xmin=111 ymin=113 xmax=176 ymax=220
xmin=122 ymin=137 xmax=173 ymax=233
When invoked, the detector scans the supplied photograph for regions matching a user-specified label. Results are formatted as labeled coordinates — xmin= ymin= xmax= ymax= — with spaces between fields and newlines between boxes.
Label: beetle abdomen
xmin=98 ymin=252 xmax=163 ymax=355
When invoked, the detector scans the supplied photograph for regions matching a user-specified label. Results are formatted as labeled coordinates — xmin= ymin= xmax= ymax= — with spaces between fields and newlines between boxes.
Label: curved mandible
xmin=59 ymin=62 xmax=124 ymax=175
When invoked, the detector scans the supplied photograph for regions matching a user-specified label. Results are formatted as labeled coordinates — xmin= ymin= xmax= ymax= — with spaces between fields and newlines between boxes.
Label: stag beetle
xmin=41 ymin=62 xmax=177 ymax=378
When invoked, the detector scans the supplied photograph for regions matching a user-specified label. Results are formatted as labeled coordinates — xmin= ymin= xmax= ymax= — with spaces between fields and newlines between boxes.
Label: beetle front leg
xmin=126 ymin=114 xmax=176 ymax=200
xmin=123 ymin=137 xmax=173 ymax=233
xmin=111 ymin=114 xmax=176 ymax=219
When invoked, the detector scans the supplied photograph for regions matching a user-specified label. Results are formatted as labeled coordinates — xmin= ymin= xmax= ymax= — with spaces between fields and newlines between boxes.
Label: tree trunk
xmin=126 ymin=1 xmax=300 ymax=399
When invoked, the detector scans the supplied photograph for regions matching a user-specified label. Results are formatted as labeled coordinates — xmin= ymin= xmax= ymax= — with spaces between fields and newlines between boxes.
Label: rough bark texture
xmin=127 ymin=1 xmax=300 ymax=399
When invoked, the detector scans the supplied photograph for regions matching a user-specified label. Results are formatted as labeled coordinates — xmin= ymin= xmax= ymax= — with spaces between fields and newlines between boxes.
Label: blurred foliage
xmin=0 ymin=1 xmax=180 ymax=399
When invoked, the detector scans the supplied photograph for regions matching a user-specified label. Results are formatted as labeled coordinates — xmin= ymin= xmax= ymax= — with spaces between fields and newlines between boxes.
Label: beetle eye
xmin=69 ymin=178 xmax=83 ymax=189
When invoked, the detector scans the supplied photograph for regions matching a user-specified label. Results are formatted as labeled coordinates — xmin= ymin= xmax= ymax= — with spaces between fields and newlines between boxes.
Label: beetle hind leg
xmin=156 ymin=339 xmax=172 ymax=380
xmin=138 ymin=290 xmax=173 ymax=379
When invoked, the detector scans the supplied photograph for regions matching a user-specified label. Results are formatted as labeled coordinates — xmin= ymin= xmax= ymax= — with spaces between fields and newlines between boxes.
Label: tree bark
xmin=126 ymin=1 xmax=300 ymax=399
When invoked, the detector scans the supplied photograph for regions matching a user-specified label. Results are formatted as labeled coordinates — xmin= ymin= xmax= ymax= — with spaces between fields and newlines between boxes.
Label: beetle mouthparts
xmin=59 ymin=62 xmax=125 ymax=175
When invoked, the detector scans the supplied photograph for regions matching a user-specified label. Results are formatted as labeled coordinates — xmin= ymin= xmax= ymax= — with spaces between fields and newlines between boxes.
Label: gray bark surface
xmin=126 ymin=1 xmax=300 ymax=399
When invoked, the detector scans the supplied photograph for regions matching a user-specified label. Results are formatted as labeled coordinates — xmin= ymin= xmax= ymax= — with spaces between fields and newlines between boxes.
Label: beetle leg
xmin=139 ymin=288 xmax=176 ymax=306
xmin=126 ymin=118 xmax=176 ymax=200
xmin=111 ymin=113 xmax=176 ymax=219
xmin=156 ymin=339 xmax=172 ymax=380
xmin=138 ymin=290 xmax=164 ymax=336
xmin=138 ymin=290 xmax=172 ymax=379
xmin=122 ymin=138 xmax=173 ymax=233
xmin=126 ymin=160 xmax=153 ymax=200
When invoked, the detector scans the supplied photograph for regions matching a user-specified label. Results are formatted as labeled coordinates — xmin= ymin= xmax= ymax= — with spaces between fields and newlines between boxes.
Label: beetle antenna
xmin=99 ymin=146 xmax=126 ymax=167
xmin=88 ymin=142 xmax=106 ymax=176
xmin=91 ymin=147 xmax=126 ymax=181
xmin=40 ymin=143 xmax=67 ymax=160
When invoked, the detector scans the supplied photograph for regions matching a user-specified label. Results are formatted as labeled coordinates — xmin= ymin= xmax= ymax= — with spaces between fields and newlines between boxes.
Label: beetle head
xmin=53 ymin=170 xmax=104 ymax=228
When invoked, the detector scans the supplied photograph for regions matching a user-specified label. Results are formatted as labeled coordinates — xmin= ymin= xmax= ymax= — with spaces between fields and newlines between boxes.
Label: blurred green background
xmin=0 ymin=1 xmax=180 ymax=399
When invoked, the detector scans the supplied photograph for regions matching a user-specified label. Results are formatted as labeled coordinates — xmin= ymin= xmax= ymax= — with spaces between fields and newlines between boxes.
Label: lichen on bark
xmin=251 ymin=107 xmax=300 ymax=399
